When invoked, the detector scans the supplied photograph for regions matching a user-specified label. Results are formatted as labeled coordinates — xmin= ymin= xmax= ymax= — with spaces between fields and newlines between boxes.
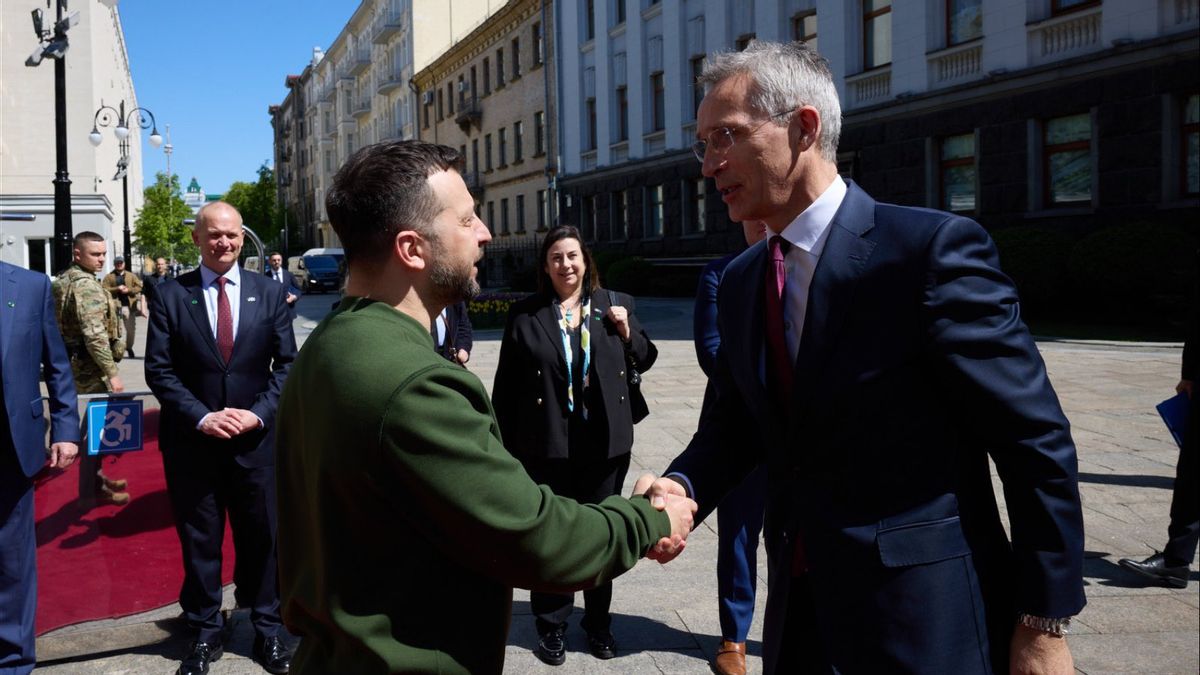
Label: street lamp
xmin=89 ymin=100 xmax=162 ymax=263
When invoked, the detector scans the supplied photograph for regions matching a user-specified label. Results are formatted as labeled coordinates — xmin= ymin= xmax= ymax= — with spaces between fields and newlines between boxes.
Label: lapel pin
xmin=190 ymin=299 xmax=198 ymax=305
xmin=6 ymin=301 xmax=14 ymax=307
xmin=247 ymin=297 xmax=257 ymax=302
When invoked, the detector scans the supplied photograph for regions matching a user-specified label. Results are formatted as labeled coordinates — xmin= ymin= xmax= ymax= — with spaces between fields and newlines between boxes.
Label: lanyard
xmin=554 ymin=294 xmax=591 ymax=417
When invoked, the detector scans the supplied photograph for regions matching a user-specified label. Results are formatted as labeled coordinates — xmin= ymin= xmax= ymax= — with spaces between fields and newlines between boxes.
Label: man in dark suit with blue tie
xmin=0 ymin=261 xmax=80 ymax=674
xmin=639 ymin=41 xmax=1085 ymax=674
xmin=146 ymin=202 xmax=296 ymax=675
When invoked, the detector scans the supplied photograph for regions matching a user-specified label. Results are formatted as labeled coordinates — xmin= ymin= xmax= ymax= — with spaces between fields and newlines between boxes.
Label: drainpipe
xmin=549 ymin=0 xmax=563 ymax=226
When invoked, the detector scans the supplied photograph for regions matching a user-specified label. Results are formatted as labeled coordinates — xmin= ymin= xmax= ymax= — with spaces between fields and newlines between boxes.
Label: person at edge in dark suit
xmin=492 ymin=225 xmax=658 ymax=666
xmin=274 ymin=140 xmax=696 ymax=675
xmin=0 ymin=261 xmax=80 ymax=675
xmin=694 ymin=220 xmax=768 ymax=675
xmin=1119 ymin=251 xmax=1199 ymax=587
xmin=263 ymin=252 xmax=301 ymax=318
xmin=432 ymin=300 xmax=472 ymax=365
xmin=636 ymin=40 xmax=1086 ymax=674
xmin=145 ymin=202 xmax=297 ymax=675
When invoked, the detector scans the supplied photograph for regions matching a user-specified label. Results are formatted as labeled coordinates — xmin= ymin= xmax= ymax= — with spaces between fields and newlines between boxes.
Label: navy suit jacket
xmin=145 ymin=268 xmax=296 ymax=468
xmin=0 ymin=262 xmax=79 ymax=477
xmin=667 ymin=182 xmax=1085 ymax=673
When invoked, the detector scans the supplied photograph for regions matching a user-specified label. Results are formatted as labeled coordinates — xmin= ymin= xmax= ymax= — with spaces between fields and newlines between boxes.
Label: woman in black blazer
xmin=492 ymin=225 xmax=657 ymax=666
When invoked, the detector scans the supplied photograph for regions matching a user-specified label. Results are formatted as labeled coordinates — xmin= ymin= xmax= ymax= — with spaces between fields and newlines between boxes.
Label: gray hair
xmin=699 ymin=40 xmax=842 ymax=162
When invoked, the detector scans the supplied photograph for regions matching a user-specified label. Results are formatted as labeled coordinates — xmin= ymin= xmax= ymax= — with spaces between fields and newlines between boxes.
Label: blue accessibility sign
xmin=86 ymin=398 xmax=143 ymax=456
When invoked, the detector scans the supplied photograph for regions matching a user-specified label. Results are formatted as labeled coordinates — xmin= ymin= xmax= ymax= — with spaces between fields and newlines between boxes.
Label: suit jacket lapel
xmin=0 ymin=265 xmax=15 ymax=363
xmin=236 ymin=270 xmax=259 ymax=354
xmin=793 ymin=183 xmax=878 ymax=403
xmin=182 ymin=272 xmax=223 ymax=363
xmin=533 ymin=296 xmax=566 ymax=367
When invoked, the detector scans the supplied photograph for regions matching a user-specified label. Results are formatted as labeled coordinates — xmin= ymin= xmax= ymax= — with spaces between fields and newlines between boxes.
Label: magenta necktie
xmin=764 ymin=235 xmax=807 ymax=573
xmin=216 ymin=277 xmax=234 ymax=363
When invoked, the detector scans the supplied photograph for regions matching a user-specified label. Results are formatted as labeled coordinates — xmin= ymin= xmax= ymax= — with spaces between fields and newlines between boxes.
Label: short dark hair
xmin=269 ymin=251 xmax=282 ymax=258
xmin=537 ymin=225 xmax=601 ymax=296
xmin=325 ymin=140 xmax=463 ymax=270
xmin=73 ymin=231 xmax=104 ymax=248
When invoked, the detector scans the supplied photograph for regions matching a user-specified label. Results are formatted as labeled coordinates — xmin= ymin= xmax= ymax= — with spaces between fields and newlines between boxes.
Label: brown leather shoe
xmin=713 ymin=640 xmax=746 ymax=675
xmin=100 ymin=474 xmax=128 ymax=491
xmin=97 ymin=485 xmax=130 ymax=506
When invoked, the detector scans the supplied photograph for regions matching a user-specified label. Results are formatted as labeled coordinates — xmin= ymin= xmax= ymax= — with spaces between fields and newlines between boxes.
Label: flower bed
xmin=468 ymin=291 xmax=531 ymax=330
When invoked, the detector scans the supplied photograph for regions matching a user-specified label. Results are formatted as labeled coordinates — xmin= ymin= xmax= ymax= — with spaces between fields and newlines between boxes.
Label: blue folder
xmin=1156 ymin=392 xmax=1190 ymax=449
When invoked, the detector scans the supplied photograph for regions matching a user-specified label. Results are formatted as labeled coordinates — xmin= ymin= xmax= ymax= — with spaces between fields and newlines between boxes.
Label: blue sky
xmin=121 ymin=1 xmax=357 ymax=195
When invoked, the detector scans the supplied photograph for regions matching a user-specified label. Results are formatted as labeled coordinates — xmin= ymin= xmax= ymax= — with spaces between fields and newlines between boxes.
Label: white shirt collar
xmin=777 ymin=176 xmax=847 ymax=257
xmin=199 ymin=263 xmax=241 ymax=287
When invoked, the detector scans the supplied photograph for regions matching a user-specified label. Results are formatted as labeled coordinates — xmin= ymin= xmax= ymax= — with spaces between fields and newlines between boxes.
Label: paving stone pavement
xmin=35 ymin=295 xmax=1198 ymax=674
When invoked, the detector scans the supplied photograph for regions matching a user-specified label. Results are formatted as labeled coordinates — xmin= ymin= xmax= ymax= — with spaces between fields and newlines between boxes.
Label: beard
xmin=428 ymin=238 xmax=480 ymax=306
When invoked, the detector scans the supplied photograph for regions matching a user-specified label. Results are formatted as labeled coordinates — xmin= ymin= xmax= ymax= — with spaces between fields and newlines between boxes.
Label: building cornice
xmin=413 ymin=0 xmax=541 ymax=89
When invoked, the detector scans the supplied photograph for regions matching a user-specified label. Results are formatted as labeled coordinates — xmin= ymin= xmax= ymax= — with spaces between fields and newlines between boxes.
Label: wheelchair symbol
xmin=100 ymin=408 xmax=134 ymax=448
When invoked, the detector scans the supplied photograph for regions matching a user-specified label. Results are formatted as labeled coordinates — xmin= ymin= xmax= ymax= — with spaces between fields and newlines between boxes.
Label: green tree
xmin=223 ymin=162 xmax=281 ymax=249
xmin=134 ymin=172 xmax=195 ymax=265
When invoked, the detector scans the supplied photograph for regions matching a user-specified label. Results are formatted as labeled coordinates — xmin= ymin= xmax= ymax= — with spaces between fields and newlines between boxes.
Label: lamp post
xmin=89 ymin=100 xmax=162 ymax=263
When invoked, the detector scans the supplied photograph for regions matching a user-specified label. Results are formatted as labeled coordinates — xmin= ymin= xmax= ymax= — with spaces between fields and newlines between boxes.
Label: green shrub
xmin=990 ymin=226 xmax=1077 ymax=311
xmin=593 ymin=250 xmax=624 ymax=283
xmin=1067 ymin=223 xmax=1196 ymax=313
xmin=468 ymin=291 xmax=530 ymax=330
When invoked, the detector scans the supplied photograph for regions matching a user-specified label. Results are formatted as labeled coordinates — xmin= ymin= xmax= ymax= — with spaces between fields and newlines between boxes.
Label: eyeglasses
xmin=691 ymin=109 xmax=794 ymax=163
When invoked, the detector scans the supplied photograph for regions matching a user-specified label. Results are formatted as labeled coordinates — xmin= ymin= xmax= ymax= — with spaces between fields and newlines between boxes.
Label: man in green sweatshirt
xmin=275 ymin=140 xmax=696 ymax=675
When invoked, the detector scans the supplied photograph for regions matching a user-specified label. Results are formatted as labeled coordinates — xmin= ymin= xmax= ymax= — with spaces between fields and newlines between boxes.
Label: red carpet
xmin=33 ymin=409 xmax=235 ymax=635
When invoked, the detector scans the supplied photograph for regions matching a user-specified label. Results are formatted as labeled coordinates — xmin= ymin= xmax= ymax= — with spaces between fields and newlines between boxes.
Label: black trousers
xmin=522 ymin=452 xmax=631 ymax=636
xmin=1166 ymin=389 xmax=1200 ymax=565
xmin=162 ymin=448 xmax=281 ymax=643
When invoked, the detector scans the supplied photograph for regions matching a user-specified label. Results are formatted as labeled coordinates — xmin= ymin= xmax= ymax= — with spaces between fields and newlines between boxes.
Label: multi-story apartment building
xmin=1 ymin=1 xmax=148 ymax=273
xmin=271 ymin=0 xmax=505 ymax=249
xmin=556 ymin=0 xmax=1199 ymax=263
xmin=413 ymin=0 xmax=557 ymax=285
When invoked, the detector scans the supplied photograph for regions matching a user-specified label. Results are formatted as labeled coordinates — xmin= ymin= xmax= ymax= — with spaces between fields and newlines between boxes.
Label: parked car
xmin=286 ymin=256 xmax=309 ymax=292
xmin=299 ymin=254 xmax=343 ymax=294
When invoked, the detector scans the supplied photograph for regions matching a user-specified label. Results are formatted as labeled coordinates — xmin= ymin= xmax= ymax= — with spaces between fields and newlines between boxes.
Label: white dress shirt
xmin=198 ymin=264 xmax=242 ymax=340
xmin=775 ymin=176 xmax=847 ymax=360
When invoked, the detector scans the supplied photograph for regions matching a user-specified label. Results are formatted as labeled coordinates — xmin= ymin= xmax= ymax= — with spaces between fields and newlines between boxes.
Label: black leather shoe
xmin=254 ymin=635 xmax=292 ymax=674
xmin=1119 ymin=552 xmax=1189 ymax=588
xmin=587 ymin=631 xmax=617 ymax=659
xmin=176 ymin=640 xmax=222 ymax=675
xmin=535 ymin=626 xmax=567 ymax=666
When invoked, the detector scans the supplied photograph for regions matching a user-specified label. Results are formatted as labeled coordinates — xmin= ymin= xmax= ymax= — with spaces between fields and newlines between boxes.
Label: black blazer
xmin=145 ymin=268 xmax=296 ymax=468
xmin=433 ymin=301 xmax=473 ymax=362
xmin=493 ymin=289 xmax=656 ymax=460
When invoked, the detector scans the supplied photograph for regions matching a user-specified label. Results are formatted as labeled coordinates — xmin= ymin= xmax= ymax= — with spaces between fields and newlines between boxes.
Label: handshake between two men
xmin=633 ymin=473 xmax=695 ymax=563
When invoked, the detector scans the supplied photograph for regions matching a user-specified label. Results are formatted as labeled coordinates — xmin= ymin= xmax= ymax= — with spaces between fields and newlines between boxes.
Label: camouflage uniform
xmin=53 ymin=262 xmax=127 ymax=503
xmin=102 ymin=267 xmax=142 ymax=356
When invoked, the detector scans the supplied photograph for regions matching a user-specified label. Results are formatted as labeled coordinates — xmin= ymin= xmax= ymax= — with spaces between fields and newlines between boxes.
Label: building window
xmin=487 ymin=201 xmax=495 ymax=233
xmin=690 ymin=57 xmax=704 ymax=118
xmin=497 ymin=48 xmax=506 ymax=87
xmin=1052 ymin=0 xmax=1098 ymax=16
xmin=457 ymin=75 xmax=466 ymax=106
xmin=581 ymin=195 xmax=597 ymax=240
xmin=586 ymin=97 xmax=598 ymax=150
xmin=423 ymin=101 xmax=430 ymax=128
xmin=792 ymin=11 xmax=818 ymax=51
xmin=650 ymin=72 xmax=665 ymax=131
xmin=516 ymin=194 xmax=526 ymax=233
xmin=537 ymin=189 xmax=548 ymax=230
xmin=735 ymin=33 xmax=755 ymax=51
xmin=514 ymin=121 xmax=524 ymax=161
xmin=585 ymin=0 xmax=596 ymax=40
xmin=483 ymin=57 xmax=492 ymax=94
xmin=940 ymin=133 xmax=976 ymax=213
xmin=499 ymin=127 xmax=508 ymax=166
xmin=485 ymin=133 xmax=493 ymax=170
xmin=534 ymin=111 xmax=546 ymax=155
xmin=947 ymin=0 xmax=982 ymax=46
xmin=646 ymin=184 xmax=664 ymax=237
xmin=325 ymin=150 xmax=333 ymax=172
xmin=472 ymin=139 xmax=480 ymax=174
xmin=612 ymin=190 xmax=628 ymax=240
xmin=533 ymin=22 xmax=544 ymax=65
xmin=863 ymin=0 xmax=892 ymax=70
xmin=616 ymin=86 xmax=629 ymax=141
xmin=437 ymin=89 xmax=444 ymax=120
xmin=1184 ymin=94 xmax=1199 ymax=196
xmin=1044 ymin=113 xmax=1092 ymax=206
xmin=446 ymin=83 xmax=454 ymax=114
xmin=470 ymin=66 xmax=477 ymax=99
xmin=512 ymin=38 xmax=521 ymax=79
xmin=686 ymin=178 xmax=706 ymax=234
xmin=615 ymin=0 xmax=626 ymax=25
xmin=500 ymin=198 xmax=510 ymax=234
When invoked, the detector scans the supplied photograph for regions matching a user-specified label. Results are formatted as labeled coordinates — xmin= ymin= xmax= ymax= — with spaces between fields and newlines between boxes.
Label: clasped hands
xmin=198 ymin=408 xmax=261 ymax=439
xmin=632 ymin=473 xmax=696 ymax=563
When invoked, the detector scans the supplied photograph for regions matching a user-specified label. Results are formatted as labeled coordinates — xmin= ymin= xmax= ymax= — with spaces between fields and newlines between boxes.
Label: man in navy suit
xmin=0 ymin=261 xmax=79 ymax=674
xmin=263 ymin=252 xmax=301 ymax=318
xmin=146 ymin=202 xmax=296 ymax=675
xmin=640 ymin=41 xmax=1085 ymax=674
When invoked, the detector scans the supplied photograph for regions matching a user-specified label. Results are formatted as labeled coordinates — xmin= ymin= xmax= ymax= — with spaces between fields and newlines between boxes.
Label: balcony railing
xmin=462 ymin=170 xmax=485 ymax=196
xmin=377 ymin=69 xmax=404 ymax=95
xmin=1027 ymin=5 xmax=1102 ymax=65
xmin=454 ymin=98 xmax=482 ymax=130
xmin=1164 ymin=0 xmax=1199 ymax=28
xmin=352 ymin=97 xmax=372 ymax=119
xmin=373 ymin=8 xmax=407 ymax=44
xmin=845 ymin=66 xmax=891 ymax=107
xmin=927 ymin=41 xmax=983 ymax=89
xmin=348 ymin=47 xmax=372 ymax=77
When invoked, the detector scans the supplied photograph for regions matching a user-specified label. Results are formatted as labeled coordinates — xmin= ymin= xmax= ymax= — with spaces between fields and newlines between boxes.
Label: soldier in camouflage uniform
xmin=102 ymin=254 xmax=142 ymax=358
xmin=52 ymin=231 xmax=130 ymax=506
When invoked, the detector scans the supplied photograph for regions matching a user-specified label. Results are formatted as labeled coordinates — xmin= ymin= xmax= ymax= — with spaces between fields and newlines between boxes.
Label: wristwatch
xmin=1017 ymin=613 xmax=1071 ymax=637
